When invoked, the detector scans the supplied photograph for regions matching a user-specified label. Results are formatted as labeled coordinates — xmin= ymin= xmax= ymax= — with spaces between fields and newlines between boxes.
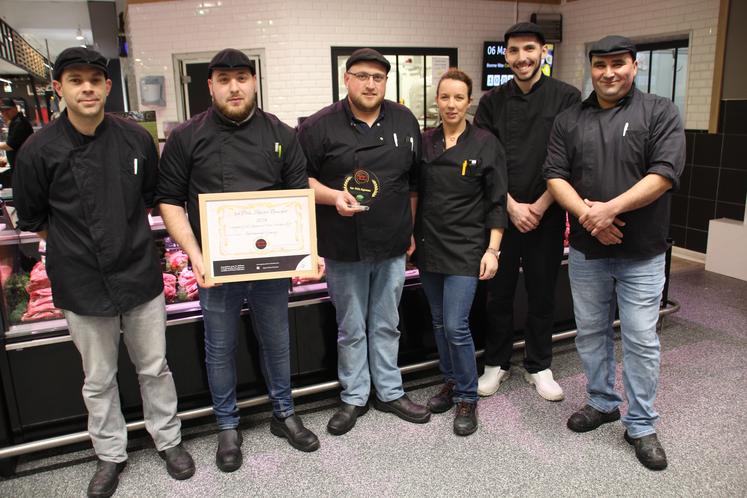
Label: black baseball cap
xmin=0 ymin=98 xmax=15 ymax=110
xmin=346 ymin=48 xmax=391 ymax=73
xmin=588 ymin=35 xmax=637 ymax=61
xmin=53 ymin=47 xmax=108 ymax=81
xmin=207 ymin=49 xmax=256 ymax=77
xmin=504 ymin=22 xmax=546 ymax=45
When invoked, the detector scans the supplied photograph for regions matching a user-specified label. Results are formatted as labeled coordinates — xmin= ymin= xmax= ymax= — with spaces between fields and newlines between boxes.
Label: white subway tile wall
xmin=125 ymin=0 xmax=719 ymax=136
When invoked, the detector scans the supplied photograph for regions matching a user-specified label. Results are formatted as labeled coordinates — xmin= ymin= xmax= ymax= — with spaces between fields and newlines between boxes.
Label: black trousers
xmin=484 ymin=206 xmax=565 ymax=373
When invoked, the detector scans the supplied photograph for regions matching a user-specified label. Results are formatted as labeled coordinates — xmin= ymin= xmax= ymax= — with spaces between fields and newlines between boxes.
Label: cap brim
xmin=589 ymin=49 xmax=635 ymax=58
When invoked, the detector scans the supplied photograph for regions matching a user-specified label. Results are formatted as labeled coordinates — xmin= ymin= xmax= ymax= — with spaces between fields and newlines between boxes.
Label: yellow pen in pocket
xmin=461 ymin=160 xmax=467 ymax=176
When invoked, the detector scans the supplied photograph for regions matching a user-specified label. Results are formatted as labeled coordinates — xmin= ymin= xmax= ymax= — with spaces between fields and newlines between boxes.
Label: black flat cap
xmin=0 ymin=98 xmax=15 ymax=110
xmin=207 ymin=48 xmax=255 ymax=77
xmin=346 ymin=48 xmax=391 ymax=73
xmin=588 ymin=35 xmax=637 ymax=61
xmin=53 ymin=47 xmax=108 ymax=81
xmin=504 ymin=22 xmax=546 ymax=45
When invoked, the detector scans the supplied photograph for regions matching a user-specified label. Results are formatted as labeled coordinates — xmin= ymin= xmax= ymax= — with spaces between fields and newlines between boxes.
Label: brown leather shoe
xmin=625 ymin=431 xmax=668 ymax=470
xmin=427 ymin=382 xmax=455 ymax=414
xmin=270 ymin=414 xmax=320 ymax=452
xmin=373 ymin=394 xmax=431 ymax=423
xmin=327 ymin=402 xmax=370 ymax=435
xmin=567 ymin=405 xmax=620 ymax=433
xmin=453 ymin=401 xmax=478 ymax=436
xmin=87 ymin=459 xmax=126 ymax=498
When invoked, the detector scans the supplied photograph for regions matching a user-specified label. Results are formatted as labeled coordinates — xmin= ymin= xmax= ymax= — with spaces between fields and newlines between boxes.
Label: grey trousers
xmin=64 ymin=294 xmax=182 ymax=463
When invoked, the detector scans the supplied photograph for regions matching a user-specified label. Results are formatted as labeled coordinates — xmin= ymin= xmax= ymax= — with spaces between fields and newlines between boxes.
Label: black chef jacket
xmin=543 ymin=86 xmax=685 ymax=259
xmin=155 ymin=106 xmax=308 ymax=241
xmin=298 ymin=99 xmax=421 ymax=262
xmin=5 ymin=112 xmax=34 ymax=168
xmin=474 ymin=74 xmax=580 ymax=206
xmin=13 ymin=111 xmax=163 ymax=316
xmin=414 ymin=123 xmax=507 ymax=277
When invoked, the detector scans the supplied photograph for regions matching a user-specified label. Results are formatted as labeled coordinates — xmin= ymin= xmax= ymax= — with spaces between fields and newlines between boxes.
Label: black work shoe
xmin=87 ymin=459 xmax=126 ymax=498
xmin=216 ymin=429 xmax=243 ymax=473
xmin=373 ymin=394 xmax=431 ymax=424
xmin=453 ymin=401 xmax=478 ymax=436
xmin=270 ymin=414 xmax=320 ymax=452
xmin=327 ymin=402 xmax=370 ymax=436
xmin=158 ymin=443 xmax=195 ymax=480
xmin=427 ymin=382 xmax=455 ymax=414
xmin=625 ymin=431 xmax=668 ymax=470
xmin=567 ymin=405 xmax=621 ymax=433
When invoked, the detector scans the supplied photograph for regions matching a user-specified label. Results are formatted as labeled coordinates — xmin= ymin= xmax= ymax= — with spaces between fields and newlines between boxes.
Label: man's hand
xmin=580 ymin=199 xmax=625 ymax=236
xmin=0 ymin=157 xmax=7 ymax=168
xmin=190 ymin=252 xmax=220 ymax=288
xmin=508 ymin=200 xmax=540 ymax=233
xmin=406 ymin=235 xmax=416 ymax=258
xmin=335 ymin=190 xmax=363 ymax=217
xmin=479 ymin=251 xmax=499 ymax=280
xmin=593 ymin=220 xmax=625 ymax=245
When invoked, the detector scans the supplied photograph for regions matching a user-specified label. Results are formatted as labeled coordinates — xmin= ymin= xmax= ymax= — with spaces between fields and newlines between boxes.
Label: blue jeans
xmin=419 ymin=271 xmax=479 ymax=403
xmin=325 ymin=255 xmax=406 ymax=406
xmin=200 ymin=279 xmax=294 ymax=429
xmin=568 ymin=247 xmax=666 ymax=438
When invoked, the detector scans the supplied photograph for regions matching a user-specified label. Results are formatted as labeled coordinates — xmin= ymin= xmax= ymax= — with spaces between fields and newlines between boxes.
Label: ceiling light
xmin=75 ymin=27 xmax=85 ymax=41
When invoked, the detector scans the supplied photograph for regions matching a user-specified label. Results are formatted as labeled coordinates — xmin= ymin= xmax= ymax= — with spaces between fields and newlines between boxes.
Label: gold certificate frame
xmin=198 ymin=189 xmax=318 ymax=284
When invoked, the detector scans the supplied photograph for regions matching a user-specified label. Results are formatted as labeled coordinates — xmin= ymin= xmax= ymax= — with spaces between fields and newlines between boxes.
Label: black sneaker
xmin=427 ymin=382 xmax=455 ymax=414
xmin=453 ymin=402 xmax=478 ymax=436
xmin=625 ymin=431 xmax=668 ymax=470
xmin=567 ymin=405 xmax=620 ymax=433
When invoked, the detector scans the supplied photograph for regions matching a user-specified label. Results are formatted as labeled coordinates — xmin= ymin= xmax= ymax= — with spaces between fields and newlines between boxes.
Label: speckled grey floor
xmin=1 ymin=259 xmax=745 ymax=497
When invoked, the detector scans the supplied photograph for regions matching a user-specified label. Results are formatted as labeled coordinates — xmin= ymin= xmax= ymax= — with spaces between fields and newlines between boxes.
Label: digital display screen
xmin=481 ymin=41 xmax=555 ymax=90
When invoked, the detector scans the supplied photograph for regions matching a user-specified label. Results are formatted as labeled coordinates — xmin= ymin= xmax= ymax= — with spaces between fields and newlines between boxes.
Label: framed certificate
xmin=198 ymin=189 xmax=318 ymax=284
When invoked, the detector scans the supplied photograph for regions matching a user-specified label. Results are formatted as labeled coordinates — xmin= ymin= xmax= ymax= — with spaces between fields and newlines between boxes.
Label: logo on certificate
xmin=255 ymin=238 xmax=267 ymax=249
xmin=343 ymin=168 xmax=380 ymax=205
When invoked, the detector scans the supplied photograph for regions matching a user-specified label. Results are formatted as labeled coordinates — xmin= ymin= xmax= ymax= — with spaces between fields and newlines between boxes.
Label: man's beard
xmin=215 ymin=94 xmax=255 ymax=122
xmin=512 ymin=60 xmax=541 ymax=82
xmin=348 ymin=93 xmax=384 ymax=114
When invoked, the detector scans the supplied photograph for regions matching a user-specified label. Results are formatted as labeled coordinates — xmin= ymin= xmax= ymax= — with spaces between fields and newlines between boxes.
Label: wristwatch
xmin=486 ymin=248 xmax=501 ymax=258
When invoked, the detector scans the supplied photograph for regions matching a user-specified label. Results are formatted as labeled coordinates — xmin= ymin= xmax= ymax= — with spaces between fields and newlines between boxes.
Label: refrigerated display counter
xmin=0 ymin=212 xmax=674 ymax=474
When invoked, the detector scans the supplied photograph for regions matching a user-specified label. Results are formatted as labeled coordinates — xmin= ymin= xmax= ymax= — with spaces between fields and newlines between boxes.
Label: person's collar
xmin=60 ymin=108 xmax=108 ymax=138
xmin=434 ymin=120 xmax=471 ymax=145
xmin=507 ymin=72 xmax=547 ymax=96
xmin=583 ymin=83 xmax=636 ymax=109
xmin=343 ymin=97 xmax=385 ymax=127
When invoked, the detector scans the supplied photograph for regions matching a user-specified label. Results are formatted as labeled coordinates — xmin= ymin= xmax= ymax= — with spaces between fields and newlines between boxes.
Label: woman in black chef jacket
xmin=414 ymin=69 xmax=507 ymax=436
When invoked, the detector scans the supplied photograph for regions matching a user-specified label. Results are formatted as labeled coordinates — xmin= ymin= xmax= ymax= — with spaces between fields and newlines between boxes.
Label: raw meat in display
xmin=163 ymin=272 xmax=177 ymax=301
xmin=26 ymin=261 xmax=52 ymax=293
xmin=21 ymin=261 xmax=63 ymax=322
xmin=177 ymin=268 xmax=199 ymax=300
xmin=166 ymin=250 xmax=189 ymax=272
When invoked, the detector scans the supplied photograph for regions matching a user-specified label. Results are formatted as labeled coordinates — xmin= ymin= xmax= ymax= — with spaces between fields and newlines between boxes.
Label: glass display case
xmin=0 ymin=214 xmax=203 ymax=338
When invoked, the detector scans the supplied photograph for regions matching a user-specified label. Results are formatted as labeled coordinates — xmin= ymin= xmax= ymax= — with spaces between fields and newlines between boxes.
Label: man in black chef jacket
xmin=13 ymin=47 xmax=194 ymax=498
xmin=0 ymin=97 xmax=34 ymax=187
xmin=544 ymin=36 xmax=684 ymax=470
xmin=474 ymin=23 xmax=580 ymax=401
xmin=156 ymin=49 xmax=320 ymax=471
xmin=298 ymin=48 xmax=430 ymax=436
